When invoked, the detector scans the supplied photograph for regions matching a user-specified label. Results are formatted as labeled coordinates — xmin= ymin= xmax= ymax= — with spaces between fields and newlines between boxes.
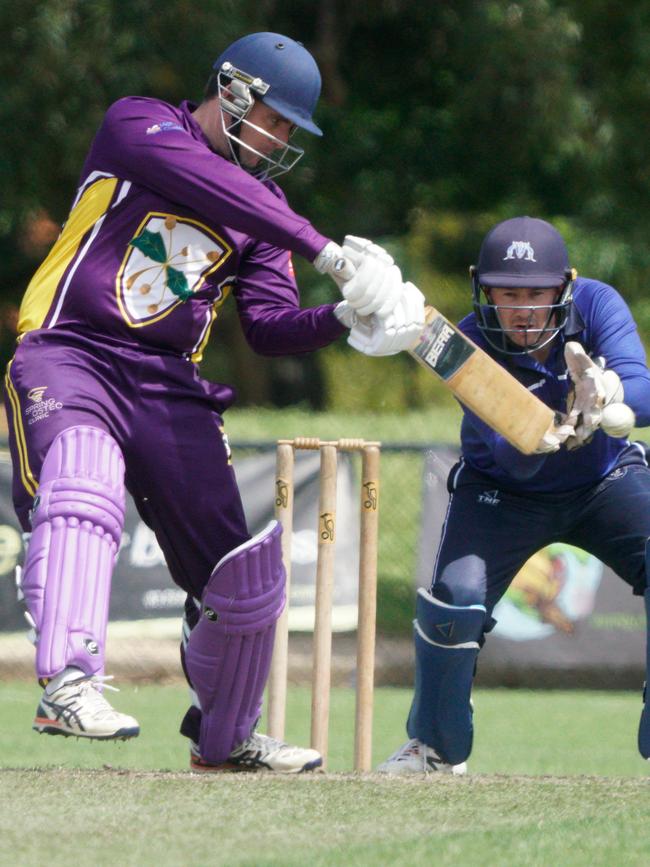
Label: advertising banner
xmin=0 ymin=450 xmax=361 ymax=633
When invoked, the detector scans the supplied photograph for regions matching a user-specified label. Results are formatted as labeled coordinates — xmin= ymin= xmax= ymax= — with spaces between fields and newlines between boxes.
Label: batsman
xmin=378 ymin=216 xmax=650 ymax=774
xmin=5 ymin=32 xmax=424 ymax=773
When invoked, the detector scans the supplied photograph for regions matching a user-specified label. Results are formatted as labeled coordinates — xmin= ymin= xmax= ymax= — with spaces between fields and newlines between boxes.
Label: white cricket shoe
xmin=190 ymin=732 xmax=322 ymax=774
xmin=376 ymin=738 xmax=467 ymax=775
xmin=33 ymin=672 xmax=140 ymax=740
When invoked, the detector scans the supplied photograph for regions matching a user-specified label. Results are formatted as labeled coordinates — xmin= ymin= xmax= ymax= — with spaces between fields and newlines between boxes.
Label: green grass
xmin=2 ymin=682 xmax=649 ymax=866
xmin=223 ymin=405 xmax=463 ymax=445
xmin=3 ymin=771 xmax=649 ymax=867
xmin=4 ymin=682 xmax=648 ymax=777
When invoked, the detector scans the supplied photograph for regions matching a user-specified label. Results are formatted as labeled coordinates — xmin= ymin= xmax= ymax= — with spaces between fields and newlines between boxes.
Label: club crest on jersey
xmin=116 ymin=213 xmax=232 ymax=326
xmin=503 ymin=241 xmax=536 ymax=262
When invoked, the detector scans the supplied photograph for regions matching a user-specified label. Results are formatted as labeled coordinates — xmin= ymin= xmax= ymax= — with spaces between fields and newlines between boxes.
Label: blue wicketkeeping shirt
xmin=457 ymin=277 xmax=650 ymax=492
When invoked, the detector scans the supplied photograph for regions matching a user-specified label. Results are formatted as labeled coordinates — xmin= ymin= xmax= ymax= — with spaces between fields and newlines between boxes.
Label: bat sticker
xmin=413 ymin=316 xmax=475 ymax=380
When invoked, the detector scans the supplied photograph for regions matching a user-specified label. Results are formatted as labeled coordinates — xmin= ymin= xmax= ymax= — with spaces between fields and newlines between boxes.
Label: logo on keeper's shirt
xmin=478 ymin=489 xmax=501 ymax=506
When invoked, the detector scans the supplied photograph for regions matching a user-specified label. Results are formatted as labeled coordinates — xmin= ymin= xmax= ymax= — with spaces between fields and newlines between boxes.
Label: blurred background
xmin=1 ymin=0 xmax=649 ymax=686
xmin=3 ymin=0 xmax=650 ymax=406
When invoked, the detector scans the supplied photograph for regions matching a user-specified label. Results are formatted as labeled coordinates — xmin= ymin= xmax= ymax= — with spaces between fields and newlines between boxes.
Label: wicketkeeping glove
xmin=533 ymin=410 xmax=579 ymax=454
xmin=564 ymin=342 xmax=631 ymax=447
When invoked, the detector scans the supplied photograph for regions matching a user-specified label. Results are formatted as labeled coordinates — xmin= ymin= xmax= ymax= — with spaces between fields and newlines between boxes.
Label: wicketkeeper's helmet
xmin=471 ymin=216 xmax=575 ymax=355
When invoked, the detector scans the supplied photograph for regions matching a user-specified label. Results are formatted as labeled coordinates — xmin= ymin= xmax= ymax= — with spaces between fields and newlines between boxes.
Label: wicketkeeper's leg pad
xmin=184 ymin=520 xmax=285 ymax=764
xmin=20 ymin=426 xmax=126 ymax=680
xmin=638 ymin=541 xmax=650 ymax=758
xmin=407 ymin=588 xmax=486 ymax=765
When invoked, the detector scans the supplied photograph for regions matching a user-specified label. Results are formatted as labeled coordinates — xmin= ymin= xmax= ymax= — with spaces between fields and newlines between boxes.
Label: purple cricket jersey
xmin=17 ymin=96 xmax=345 ymax=360
xmin=6 ymin=95 xmax=347 ymax=586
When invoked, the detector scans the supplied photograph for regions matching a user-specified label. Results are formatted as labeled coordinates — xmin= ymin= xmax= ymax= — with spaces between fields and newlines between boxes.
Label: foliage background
xmin=2 ymin=0 xmax=650 ymax=410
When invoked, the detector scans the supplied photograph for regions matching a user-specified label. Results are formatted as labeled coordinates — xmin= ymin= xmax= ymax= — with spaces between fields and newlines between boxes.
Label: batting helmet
xmin=471 ymin=216 xmax=575 ymax=355
xmin=213 ymin=32 xmax=322 ymax=137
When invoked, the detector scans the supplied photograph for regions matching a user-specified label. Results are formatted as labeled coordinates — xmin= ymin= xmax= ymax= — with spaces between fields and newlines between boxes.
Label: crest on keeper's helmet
xmin=117 ymin=213 xmax=232 ymax=326
xmin=503 ymin=241 xmax=536 ymax=262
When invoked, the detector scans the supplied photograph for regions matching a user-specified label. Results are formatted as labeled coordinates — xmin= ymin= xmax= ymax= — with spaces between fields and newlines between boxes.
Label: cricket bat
xmin=409 ymin=306 xmax=556 ymax=454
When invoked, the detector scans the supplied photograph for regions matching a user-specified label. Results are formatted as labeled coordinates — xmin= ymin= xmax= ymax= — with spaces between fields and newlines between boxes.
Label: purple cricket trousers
xmin=5 ymin=327 xmax=250 ymax=601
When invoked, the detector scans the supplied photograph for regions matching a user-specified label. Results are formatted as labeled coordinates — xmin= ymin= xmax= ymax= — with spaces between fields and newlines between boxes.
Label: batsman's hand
xmin=533 ymin=410 xmax=579 ymax=454
xmin=315 ymin=236 xmax=407 ymax=318
xmin=313 ymin=240 xmax=355 ymax=288
xmin=334 ymin=281 xmax=426 ymax=356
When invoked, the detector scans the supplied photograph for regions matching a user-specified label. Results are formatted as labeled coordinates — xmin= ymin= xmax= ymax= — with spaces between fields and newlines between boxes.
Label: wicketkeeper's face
xmin=489 ymin=286 xmax=561 ymax=349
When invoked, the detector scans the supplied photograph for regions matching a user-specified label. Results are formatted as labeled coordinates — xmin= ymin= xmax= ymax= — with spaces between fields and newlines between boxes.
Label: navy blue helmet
xmin=212 ymin=33 xmax=322 ymax=179
xmin=471 ymin=217 xmax=575 ymax=355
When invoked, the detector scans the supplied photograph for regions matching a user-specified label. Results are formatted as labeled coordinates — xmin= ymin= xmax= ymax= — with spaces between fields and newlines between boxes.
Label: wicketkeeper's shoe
xmin=375 ymin=738 xmax=467 ymax=775
xmin=33 ymin=672 xmax=140 ymax=740
xmin=190 ymin=732 xmax=323 ymax=774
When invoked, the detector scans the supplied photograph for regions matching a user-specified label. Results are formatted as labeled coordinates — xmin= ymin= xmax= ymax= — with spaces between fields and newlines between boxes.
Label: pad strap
xmin=20 ymin=426 xmax=125 ymax=679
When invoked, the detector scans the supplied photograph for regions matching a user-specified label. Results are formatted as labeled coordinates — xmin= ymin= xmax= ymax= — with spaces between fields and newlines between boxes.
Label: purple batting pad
xmin=21 ymin=426 xmax=125 ymax=679
xmin=184 ymin=520 xmax=285 ymax=763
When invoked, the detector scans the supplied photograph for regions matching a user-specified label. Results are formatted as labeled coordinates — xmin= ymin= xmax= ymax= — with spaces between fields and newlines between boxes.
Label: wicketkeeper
xmin=5 ymin=32 xmax=424 ymax=773
xmin=377 ymin=216 xmax=650 ymax=774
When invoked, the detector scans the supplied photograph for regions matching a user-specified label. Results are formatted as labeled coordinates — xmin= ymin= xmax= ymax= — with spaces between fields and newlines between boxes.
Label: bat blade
xmin=409 ymin=307 xmax=555 ymax=454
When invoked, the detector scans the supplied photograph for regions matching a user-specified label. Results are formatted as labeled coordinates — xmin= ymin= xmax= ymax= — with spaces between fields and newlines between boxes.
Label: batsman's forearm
xmin=239 ymin=304 xmax=346 ymax=355
xmin=95 ymin=98 xmax=329 ymax=262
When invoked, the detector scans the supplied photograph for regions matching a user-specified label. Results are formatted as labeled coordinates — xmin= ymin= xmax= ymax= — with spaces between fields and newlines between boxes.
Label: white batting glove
xmin=313 ymin=241 xmax=355 ymax=288
xmin=533 ymin=411 xmax=579 ymax=454
xmin=317 ymin=235 xmax=412 ymax=318
xmin=334 ymin=281 xmax=426 ymax=356
xmin=333 ymin=300 xmax=357 ymax=329
xmin=314 ymin=238 xmax=403 ymax=319
xmin=363 ymin=281 xmax=425 ymax=355
xmin=341 ymin=235 xmax=393 ymax=261
xmin=337 ymin=236 xmax=404 ymax=318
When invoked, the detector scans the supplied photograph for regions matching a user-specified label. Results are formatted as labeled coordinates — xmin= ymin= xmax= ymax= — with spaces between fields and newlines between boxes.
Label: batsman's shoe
xmin=190 ymin=733 xmax=322 ymax=774
xmin=376 ymin=738 xmax=467 ymax=776
xmin=33 ymin=673 xmax=140 ymax=740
